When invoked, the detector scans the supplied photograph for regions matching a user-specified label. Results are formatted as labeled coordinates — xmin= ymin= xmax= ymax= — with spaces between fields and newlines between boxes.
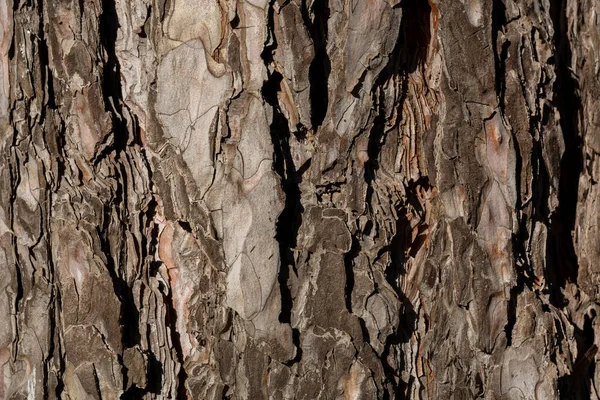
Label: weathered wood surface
xmin=1 ymin=0 xmax=599 ymax=398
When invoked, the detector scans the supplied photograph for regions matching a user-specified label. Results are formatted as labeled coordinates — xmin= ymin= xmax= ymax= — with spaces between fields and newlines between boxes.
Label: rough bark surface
xmin=1 ymin=0 xmax=599 ymax=398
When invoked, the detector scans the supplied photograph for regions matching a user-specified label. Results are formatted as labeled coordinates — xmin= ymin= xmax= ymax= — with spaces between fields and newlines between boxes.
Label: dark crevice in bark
xmin=146 ymin=352 xmax=164 ymax=394
xmin=504 ymin=276 xmax=523 ymax=346
xmin=277 ymin=259 xmax=294 ymax=325
xmin=382 ymin=337 xmax=401 ymax=398
xmin=358 ymin=317 xmax=371 ymax=344
xmin=44 ymin=152 xmax=66 ymax=393
xmin=510 ymin=165 xmax=536 ymax=281
xmin=132 ymin=111 xmax=164 ymax=394
xmin=558 ymin=313 xmax=597 ymax=399
xmin=284 ymin=329 xmax=303 ymax=366
xmin=492 ymin=0 xmax=507 ymax=100
xmin=509 ymin=135 xmax=537 ymax=288
xmin=261 ymin=1 xmax=277 ymax=65
xmin=386 ymin=215 xmax=427 ymax=290
xmin=178 ymin=220 xmax=192 ymax=233
xmin=262 ymin=69 xmax=302 ymax=327
xmin=397 ymin=0 xmax=431 ymax=75
xmin=97 ymin=2 xmax=132 ymax=349
xmin=397 ymin=377 xmax=416 ymax=400
xmin=98 ymin=3 xmax=174 ymax=395
xmin=43 ymin=118 xmax=67 ymax=192
xmin=44 ymin=185 xmax=61 ymax=399
xmin=93 ymin=364 xmax=104 ymax=400
xmin=262 ymin=2 xmax=302 ymax=362
xmin=97 ymin=171 xmax=145 ymax=392
xmin=143 ymin=206 xmax=165 ymax=395
xmin=122 ymin=386 xmax=147 ymax=399
xmin=96 ymin=211 xmax=141 ymax=348
xmin=363 ymin=3 xmax=431 ymax=395
xmin=548 ymin=0 xmax=591 ymax=395
xmin=99 ymin=0 xmax=129 ymax=156
xmin=99 ymin=0 xmax=123 ymax=111
xmin=301 ymin=0 xmax=330 ymax=129
xmin=263 ymin=71 xmax=303 ymax=344
xmin=491 ymin=3 xmax=523 ymax=240
xmin=365 ymin=37 xmax=402 ymax=191
xmin=78 ymin=0 xmax=85 ymax=30
xmin=525 ymin=102 xmax=555 ymax=307
xmin=530 ymin=108 xmax=551 ymax=221
xmin=547 ymin=0 xmax=582 ymax=306
xmin=36 ymin=0 xmax=55 ymax=114
xmin=42 ymin=310 xmax=53 ymax=398
xmin=137 ymin=5 xmax=151 ymax=39
xmin=343 ymin=236 xmax=361 ymax=312
xmin=117 ymin=355 xmax=133 ymax=400
xmin=509 ymin=139 xmax=528 ymax=285
xmin=131 ymin=178 xmax=167 ymax=394
xmin=365 ymin=0 xmax=430 ymax=187
xmin=386 ymin=182 xmax=429 ymax=290
xmin=140 ymin=197 xmax=158 ymax=277
xmin=163 ymin=287 xmax=188 ymax=399
xmin=230 ymin=12 xmax=240 ymax=29
xmin=54 ymin=290 xmax=66 ymax=398
xmin=115 ymin=164 xmax=142 ymax=348
xmin=386 ymin=206 xmax=409 ymax=290
xmin=492 ymin=1 xmax=535 ymax=343
xmin=121 ymin=357 xmax=149 ymax=400
xmin=381 ymin=184 xmax=425 ymax=397
xmin=382 ymin=294 xmax=417 ymax=399
xmin=8 ymin=152 xmax=23 ymax=360
xmin=365 ymin=90 xmax=388 ymax=189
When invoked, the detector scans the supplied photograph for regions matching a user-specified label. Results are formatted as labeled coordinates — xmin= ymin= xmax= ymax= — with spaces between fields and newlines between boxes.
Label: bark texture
xmin=1 ymin=0 xmax=600 ymax=398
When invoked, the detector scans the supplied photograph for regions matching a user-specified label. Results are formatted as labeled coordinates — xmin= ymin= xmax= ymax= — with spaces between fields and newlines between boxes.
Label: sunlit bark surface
xmin=1 ymin=0 xmax=600 ymax=398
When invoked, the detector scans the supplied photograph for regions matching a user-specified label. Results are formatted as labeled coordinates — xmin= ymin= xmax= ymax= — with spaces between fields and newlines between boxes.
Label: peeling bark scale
xmin=1 ymin=0 xmax=600 ymax=398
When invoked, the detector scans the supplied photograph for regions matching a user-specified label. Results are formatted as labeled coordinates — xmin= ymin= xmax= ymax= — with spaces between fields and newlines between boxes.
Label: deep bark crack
xmin=262 ymin=0 xmax=302 ymax=362
xmin=547 ymin=0 xmax=583 ymax=299
xmin=301 ymin=0 xmax=331 ymax=130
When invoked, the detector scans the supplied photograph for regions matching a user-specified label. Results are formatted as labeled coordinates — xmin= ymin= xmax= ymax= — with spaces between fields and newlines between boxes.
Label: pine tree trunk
xmin=1 ymin=0 xmax=599 ymax=398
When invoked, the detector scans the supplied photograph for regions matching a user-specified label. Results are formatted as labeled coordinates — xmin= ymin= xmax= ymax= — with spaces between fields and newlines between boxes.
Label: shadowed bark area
xmin=1 ymin=0 xmax=600 ymax=398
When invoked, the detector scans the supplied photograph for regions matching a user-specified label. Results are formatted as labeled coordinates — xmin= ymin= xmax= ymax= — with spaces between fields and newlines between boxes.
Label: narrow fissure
xmin=343 ymin=236 xmax=361 ymax=312
xmin=8 ymin=155 xmax=23 ymax=360
xmin=302 ymin=0 xmax=331 ymax=129
xmin=492 ymin=0 xmax=537 ymax=342
xmin=262 ymin=0 xmax=303 ymax=362
xmin=261 ymin=69 xmax=301 ymax=327
xmin=36 ymin=0 xmax=56 ymax=114
xmin=547 ymin=0 xmax=592 ymax=396
xmin=386 ymin=206 xmax=409 ymax=292
xmin=54 ymin=290 xmax=66 ymax=398
xmin=504 ymin=276 xmax=523 ymax=346
xmin=547 ymin=0 xmax=583 ymax=304
xmin=163 ymin=287 xmax=189 ymax=399
xmin=99 ymin=0 xmax=125 ymax=127
xmin=381 ymin=293 xmax=417 ymax=399
xmin=491 ymin=0 xmax=507 ymax=100
xmin=558 ymin=312 xmax=597 ymax=399
xmin=93 ymin=364 xmax=104 ymax=400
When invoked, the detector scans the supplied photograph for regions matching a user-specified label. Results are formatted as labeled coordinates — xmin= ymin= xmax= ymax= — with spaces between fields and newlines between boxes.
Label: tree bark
xmin=1 ymin=0 xmax=599 ymax=398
